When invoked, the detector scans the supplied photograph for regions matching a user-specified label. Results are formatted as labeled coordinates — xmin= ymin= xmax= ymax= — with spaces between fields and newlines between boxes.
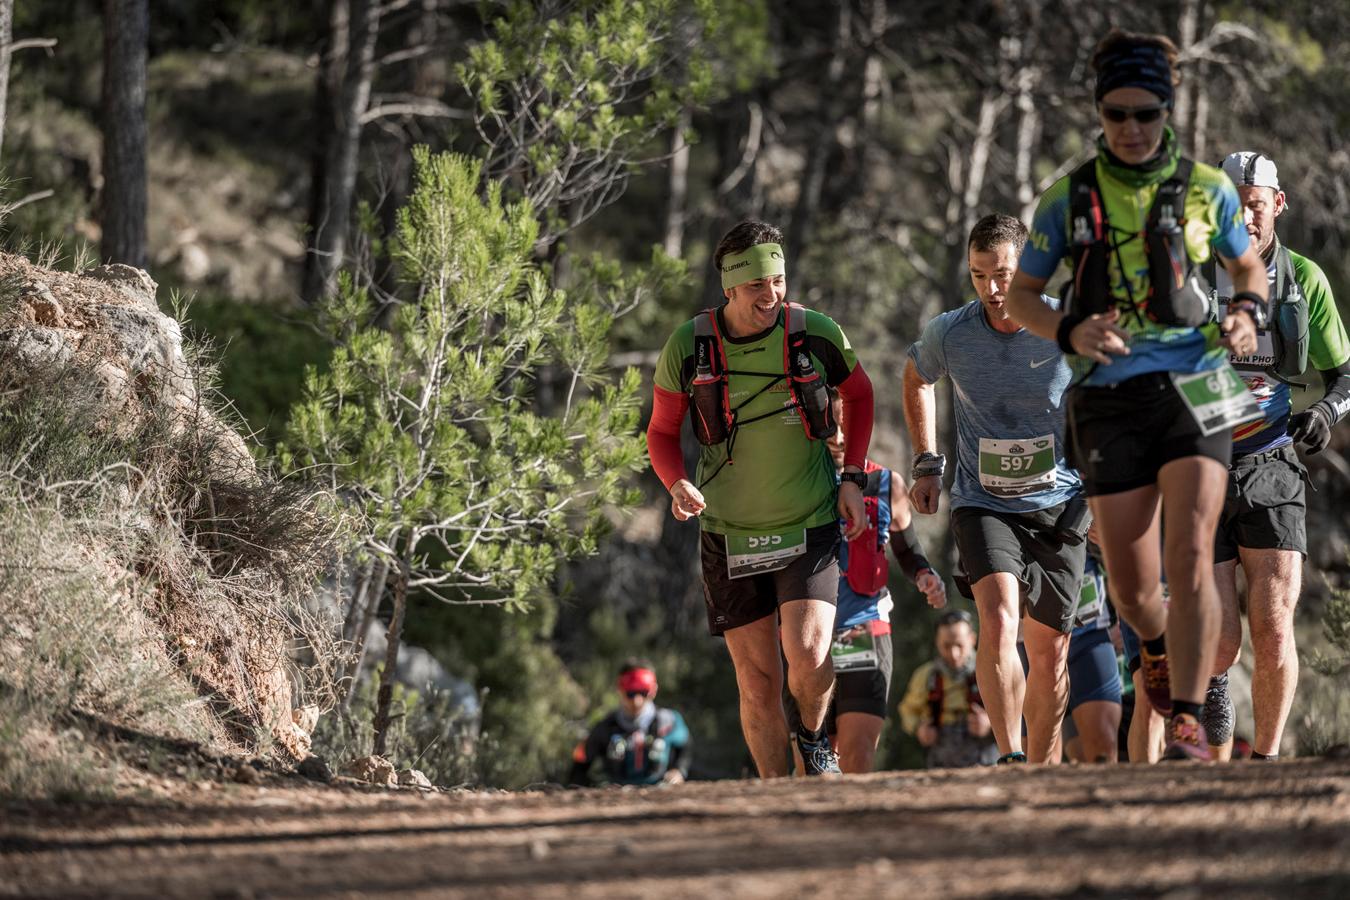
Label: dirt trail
xmin=4 ymin=759 xmax=1349 ymax=898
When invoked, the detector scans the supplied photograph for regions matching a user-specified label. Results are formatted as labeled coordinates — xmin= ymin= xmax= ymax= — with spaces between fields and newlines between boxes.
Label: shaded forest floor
xmin=4 ymin=758 xmax=1349 ymax=898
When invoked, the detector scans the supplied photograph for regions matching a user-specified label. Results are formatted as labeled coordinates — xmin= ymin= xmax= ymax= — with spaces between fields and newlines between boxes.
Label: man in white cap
xmin=1202 ymin=151 xmax=1350 ymax=760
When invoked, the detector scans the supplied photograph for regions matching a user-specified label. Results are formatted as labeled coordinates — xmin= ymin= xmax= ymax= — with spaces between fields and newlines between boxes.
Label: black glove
xmin=1288 ymin=404 xmax=1333 ymax=454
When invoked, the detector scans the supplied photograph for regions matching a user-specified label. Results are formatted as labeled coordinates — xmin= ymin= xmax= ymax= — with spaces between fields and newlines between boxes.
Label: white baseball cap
xmin=1222 ymin=151 xmax=1280 ymax=191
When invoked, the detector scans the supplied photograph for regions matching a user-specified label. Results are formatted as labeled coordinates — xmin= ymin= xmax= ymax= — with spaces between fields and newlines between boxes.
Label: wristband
xmin=1056 ymin=313 xmax=1083 ymax=355
xmin=912 ymin=452 xmax=946 ymax=480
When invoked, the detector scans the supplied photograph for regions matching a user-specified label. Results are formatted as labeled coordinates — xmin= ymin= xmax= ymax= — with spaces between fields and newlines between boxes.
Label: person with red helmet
xmin=569 ymin=660 xmax=692 ymax=786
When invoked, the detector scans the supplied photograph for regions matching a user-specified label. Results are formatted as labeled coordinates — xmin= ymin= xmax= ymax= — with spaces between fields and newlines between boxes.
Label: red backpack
xmin=844 ymin=462 xmax=891 ymax=596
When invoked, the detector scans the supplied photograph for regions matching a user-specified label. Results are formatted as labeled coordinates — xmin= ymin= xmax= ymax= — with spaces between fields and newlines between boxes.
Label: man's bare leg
xmin=1072 ymin=700 xmax=1121 ymax=763
xmin=779 ymin=598 xmax=837 ymax=733
xmin=724 ymin=615 xmax=789 ymax=777
xmin=1242 ymin=547 xmax=1303 ymax=756
xmin=1213 ymin=559 xmax=1244 ymax=674
xmin=834 ymin=712 xmax=884 ymax=774
xmin=1022 ymin=616 xmax=1070 ymax=764
xmin=971 ymin=572 xmax=1024 ymax=757
xmin=1128 ymin=669 xmax=1166 ymax=763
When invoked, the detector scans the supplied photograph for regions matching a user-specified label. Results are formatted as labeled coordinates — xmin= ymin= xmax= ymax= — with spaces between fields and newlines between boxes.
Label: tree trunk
xmin=341 ymin=560 xmax=375 ymax=639
xmin=1174 ymin=0 xmax=1203 ymax=151
xmin=370 ymin=555 xmax=408 ymax=757
xmin=662 ymin=107 xmax=691 ymax=259
xmin=100 ymin=0 xmax=148 ymax=268
xmin=0 ymin=0 xmax=13 ymax=163
xmin=1012 ymin=53 xmax=1041 ymax=216
xmin=339 ymin=559 xmax=388 ymax=711
xmin=302 ymin=0 xmax=381 ymax=304
xmin=786 ymin=2 xmax=850 ymax=263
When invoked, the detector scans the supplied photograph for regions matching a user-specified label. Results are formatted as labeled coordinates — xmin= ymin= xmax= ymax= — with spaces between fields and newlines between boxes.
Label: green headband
xmin=719 ymin=243 xmax=786 ymax=290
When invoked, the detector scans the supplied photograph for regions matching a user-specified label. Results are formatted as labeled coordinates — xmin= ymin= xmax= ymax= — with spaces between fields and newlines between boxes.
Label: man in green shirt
xmin=1205 ymin=151 xmax=1350 ymax=760
xmin=646 ymin=220 xmax=875 ymax=777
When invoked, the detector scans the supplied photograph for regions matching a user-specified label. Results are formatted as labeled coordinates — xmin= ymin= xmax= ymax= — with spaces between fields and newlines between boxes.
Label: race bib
xmin=1219 ymin=302 xmax=1277 ymax=370
xmin=1171 ymin=365 xmax=1263 ymax=437
xmin=831 ymin=625 xmax=878 ymax=672
xmin=978 ymin=435 xmax=1057 ymax=497
xmin=1076 ymin=570 xmax=1103 ymax=627
xmin=725 ymin=529 xmax=806 ymax=579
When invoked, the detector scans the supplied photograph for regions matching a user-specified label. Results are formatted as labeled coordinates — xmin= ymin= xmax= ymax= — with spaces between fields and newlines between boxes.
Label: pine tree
xmin=281 ymin=148 xmax=646 ymax=754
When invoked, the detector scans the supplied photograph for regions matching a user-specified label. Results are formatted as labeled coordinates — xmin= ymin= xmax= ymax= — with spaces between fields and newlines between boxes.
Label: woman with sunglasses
xmin=1004 ymin=29 xmax=1268 ymax=761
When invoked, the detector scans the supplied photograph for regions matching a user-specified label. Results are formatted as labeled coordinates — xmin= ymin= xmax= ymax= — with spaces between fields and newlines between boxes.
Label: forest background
xmin=6 ymin=0 xmax=1350 ymax=786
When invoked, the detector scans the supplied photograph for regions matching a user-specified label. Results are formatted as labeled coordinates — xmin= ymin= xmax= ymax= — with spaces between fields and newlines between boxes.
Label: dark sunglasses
xmin=625 ymin=690 xmax=650 ymax=699
xmin=1099 ymin=103 xmax=1167 ymax=124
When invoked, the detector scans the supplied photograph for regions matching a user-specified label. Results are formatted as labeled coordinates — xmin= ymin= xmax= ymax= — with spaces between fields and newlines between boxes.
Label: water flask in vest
xmin=690 ymin=352 xmax=728 ymax=445
xmin=792 ymin=352 xmax=835 ymax=440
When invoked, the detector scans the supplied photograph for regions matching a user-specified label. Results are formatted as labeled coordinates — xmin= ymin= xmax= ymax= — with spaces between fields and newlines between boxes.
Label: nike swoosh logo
xmin=1029 ymin=357 xmax=1058 ymax=369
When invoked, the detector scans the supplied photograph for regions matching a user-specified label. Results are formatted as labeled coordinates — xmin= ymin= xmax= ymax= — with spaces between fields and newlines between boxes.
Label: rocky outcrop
xmin=0 ymin=252 xmax=319 ymax=763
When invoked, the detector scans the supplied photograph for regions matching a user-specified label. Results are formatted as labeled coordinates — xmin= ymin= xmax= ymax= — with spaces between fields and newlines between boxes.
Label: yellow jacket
xmin=898 ymin=660 xmax=979 ymax=733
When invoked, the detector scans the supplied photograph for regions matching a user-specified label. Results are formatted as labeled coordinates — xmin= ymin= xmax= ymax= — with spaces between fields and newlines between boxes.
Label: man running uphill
xmin=647 ymin=221 xmax=875 ymax=777
xmin=903 ymin=213 xmax=1085 ymax=764
xmin=1205 ymin=151 xmax=1350 ymax=761
xmin=570 ymin=661 xmax=692 ymax=787
xmin=787 ymin=397 xmax=946 ymax=774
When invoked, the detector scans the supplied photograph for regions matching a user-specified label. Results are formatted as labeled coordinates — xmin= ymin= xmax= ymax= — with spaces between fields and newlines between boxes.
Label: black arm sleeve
xmin=889 ymin=520 xmax=932 ymax=580
xmin=1317 ymin=362 xmax=1350 ymax=425
xmin=670 ymin=741 xmax=692 ymax=779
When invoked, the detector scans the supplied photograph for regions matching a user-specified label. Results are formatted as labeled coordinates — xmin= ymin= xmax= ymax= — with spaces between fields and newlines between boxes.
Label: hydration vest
xmin=1063 ymin=157 xmax=1211 ymax=328
xmin=1202 ymin=239 xmax=1310 ymax=382
xmin=689 ymin=303 xmax=836 ymax=487
xmin=600 ymin=708 xmax=680 ymax=784
xmin=927 ymin=666 xmax=983 ymax=730
xmin=842 ymin=463 xmax=892 ymax=596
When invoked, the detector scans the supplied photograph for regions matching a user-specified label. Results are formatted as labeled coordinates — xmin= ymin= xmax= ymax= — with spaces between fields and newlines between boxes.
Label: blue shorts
xmin=1067 ymin=627 xmax=1122 ymax=711
xmin=1119 ymin=619 xmax=1142 ymax=673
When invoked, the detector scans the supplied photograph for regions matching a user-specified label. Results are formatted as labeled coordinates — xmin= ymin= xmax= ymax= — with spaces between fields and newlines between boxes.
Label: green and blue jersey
xmin=1020 ymin=143 xmax=1250 ymax=387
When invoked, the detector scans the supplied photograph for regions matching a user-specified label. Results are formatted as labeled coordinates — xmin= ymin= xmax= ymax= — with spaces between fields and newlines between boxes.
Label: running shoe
xmin=1138 ymin=644 xmax=1173 ymax=716
xmin=796 ymin=730 xmax=842 ymax=776
xmin=1162 ymin=712 xmax=1210 ymax=762
xmin=996 ymin=751 xmax=1027 ymax=765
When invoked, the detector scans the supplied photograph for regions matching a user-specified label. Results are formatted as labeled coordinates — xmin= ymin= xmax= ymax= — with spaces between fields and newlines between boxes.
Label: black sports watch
xmin=839 ymin=470 xmax=867 ymax=490
xmin=1229 ymin=291 xmax=1269 ymax=330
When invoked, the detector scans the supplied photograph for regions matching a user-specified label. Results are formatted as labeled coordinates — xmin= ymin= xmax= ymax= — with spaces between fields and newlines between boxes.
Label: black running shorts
xmin=951 ymin=503 xmax=1085 ymax=634
xmin=831 ymin=627 xmax=893 ymax=721
xmin=1067 ymin=371 xmax=1232 ymax=496
xmin=700 ymin=522 xmax=840 ymax=636
xmin=784 ymin=626 xmax=893 ymax=734
xmin=1214 ymin=445 xmax=1307 ymax=563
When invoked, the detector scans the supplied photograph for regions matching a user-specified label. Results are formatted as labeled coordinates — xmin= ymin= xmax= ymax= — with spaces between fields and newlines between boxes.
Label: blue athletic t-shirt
xmin=908 ymin=299 xmax=1080 ymax=514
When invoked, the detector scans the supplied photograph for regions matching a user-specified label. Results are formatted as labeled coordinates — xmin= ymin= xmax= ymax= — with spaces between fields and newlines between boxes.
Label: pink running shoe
xmin=1163 ymin=713 xmax=1211 ymax=762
